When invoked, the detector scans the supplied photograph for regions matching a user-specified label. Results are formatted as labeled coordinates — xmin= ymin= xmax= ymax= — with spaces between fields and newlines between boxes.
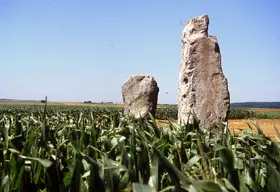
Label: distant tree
xmin=84 ymin=101 xmax=92 ymax=104
xmin=40 ymin=100 xmax=46 ymax=103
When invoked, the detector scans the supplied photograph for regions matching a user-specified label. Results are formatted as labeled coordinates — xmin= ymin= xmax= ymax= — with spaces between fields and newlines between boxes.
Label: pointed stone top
xmin=182 ymin=14 xmax=209 ymax=41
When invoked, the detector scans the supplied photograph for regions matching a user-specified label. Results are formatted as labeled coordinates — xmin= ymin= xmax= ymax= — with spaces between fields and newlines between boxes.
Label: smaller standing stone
xmin=122 ymin=75 xmax=159 ymax=119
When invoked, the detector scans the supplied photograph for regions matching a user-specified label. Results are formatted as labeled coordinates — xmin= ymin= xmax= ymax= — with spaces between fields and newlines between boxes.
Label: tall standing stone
xmin=178 ymin=15 xmax=230 ymax=129
xmin=122 ymin=75 xmax=159 ymax=119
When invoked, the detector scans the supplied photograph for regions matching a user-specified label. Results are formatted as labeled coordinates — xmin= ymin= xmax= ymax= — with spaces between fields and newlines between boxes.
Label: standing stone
xmin=122 ymin=75 xmax=159 ymax=119
xmin=178 ymin=15 xmax=230 ymax=129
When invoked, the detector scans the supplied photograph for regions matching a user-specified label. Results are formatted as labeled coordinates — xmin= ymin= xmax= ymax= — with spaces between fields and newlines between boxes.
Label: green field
xmin=1 ymin=100 xmax=280 ymax=120
xmin=0 ymin=100 xmax=175 ymax=109
xmin=1 ymin=103 xmax=280 ymax=191
xmin=0 ymin=100 xmax=122 ymax=107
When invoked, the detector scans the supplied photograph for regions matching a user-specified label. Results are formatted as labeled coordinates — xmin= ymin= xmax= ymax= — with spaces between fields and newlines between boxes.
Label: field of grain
xmin=157 ymin=118 xmax=280 ymax=140
xmin=1 ymin=103 xmax=280 ymax=191
xmin=1 ymin=100 xmax=280 ymax=139
xmin=228 ymin=118 xmax=280 ymax=139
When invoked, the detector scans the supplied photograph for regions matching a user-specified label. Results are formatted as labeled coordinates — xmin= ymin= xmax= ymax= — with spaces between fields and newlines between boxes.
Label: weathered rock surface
xmin=122 ymin=75 xmax=159 ymax=119
xmin=178 ymin=15 xmax=230 ymax=129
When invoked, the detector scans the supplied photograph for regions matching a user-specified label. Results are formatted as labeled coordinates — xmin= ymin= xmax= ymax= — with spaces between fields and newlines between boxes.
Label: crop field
xmin=1 ymin=101 xmax=280 ymax=139
xmin=1 ymin=101 xmax=280 ymax=138
xmin=228 ymin=119 xmax=280 ymax=140
xmin=1 ymin=103 xmax=280 ymax=191
xmin=0 ymin=100 xmax=175 ymax=109
xmin=157 ymin=119 xmax=280 ymax=141
xmin=248 ymin=108 xmax=280 ymax=113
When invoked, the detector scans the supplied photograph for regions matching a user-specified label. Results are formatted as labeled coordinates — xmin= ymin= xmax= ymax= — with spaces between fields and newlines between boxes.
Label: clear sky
xmin=1 ymin=0 xmax=279 ymax=104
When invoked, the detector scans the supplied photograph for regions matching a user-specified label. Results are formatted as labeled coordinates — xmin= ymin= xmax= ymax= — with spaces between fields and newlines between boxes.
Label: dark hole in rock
xmin=214 ymin=43 xmax=220 ymax=53
xmin=183 ymin=77 xmax=188 ymax=84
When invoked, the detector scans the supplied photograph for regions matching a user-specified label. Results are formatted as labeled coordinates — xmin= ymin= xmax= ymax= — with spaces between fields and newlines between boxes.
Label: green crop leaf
xmin=267 ymin=165 xmax=280 ymax=192
xmin=25 ymin=157 xmax=52 ymax=168
xmin=151 ymin=146 xmax=192 ymax=190
xmin=148 ymin=150 xmax=159 ymax=190
xmin=218 ymin=178 xmax=238 ymax=192
xmin=187 ymin=155 xmax=202 ymax=168
xmin=118 ymin=171 xmax=130 ymax=190
xmin=7 ymin=149 xmax=52 ymax=168
xmin=192 ymin=180 xmax=224 ymax=192
xmin=274 ymin=125 xmax=280 ymax=140
xmin=70 ymin=154 xmax=83 ymax=192
xmin=132 ymin=183 xmax=156 ymax=192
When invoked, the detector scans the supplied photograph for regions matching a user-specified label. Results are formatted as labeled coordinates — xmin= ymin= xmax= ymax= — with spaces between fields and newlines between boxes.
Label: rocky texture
xmin=122 ymin=75 xmax=159 ymax=119
xmin=178 ymin=15 xmax=230 ymax=129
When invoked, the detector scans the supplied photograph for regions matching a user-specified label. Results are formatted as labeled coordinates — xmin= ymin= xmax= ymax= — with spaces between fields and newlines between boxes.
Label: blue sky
xmin=0 ymin=0 xmax=279 ymax=104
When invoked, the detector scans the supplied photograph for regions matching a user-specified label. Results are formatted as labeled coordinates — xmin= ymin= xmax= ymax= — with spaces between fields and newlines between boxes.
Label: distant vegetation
xmin=156 ymin=107 xmax=280 ymax=120
xmin=1 ymin=99 xmax=280 ymax=109
xmin=230 ymin=102 xmax=280 ymax=108
xmin=0 ymin=104 xmax=279 ymax=120
xmin=84 ymin=100 xmax=93 ymax=104
xmin=159 ymin=102 xmax=280 ymax=109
